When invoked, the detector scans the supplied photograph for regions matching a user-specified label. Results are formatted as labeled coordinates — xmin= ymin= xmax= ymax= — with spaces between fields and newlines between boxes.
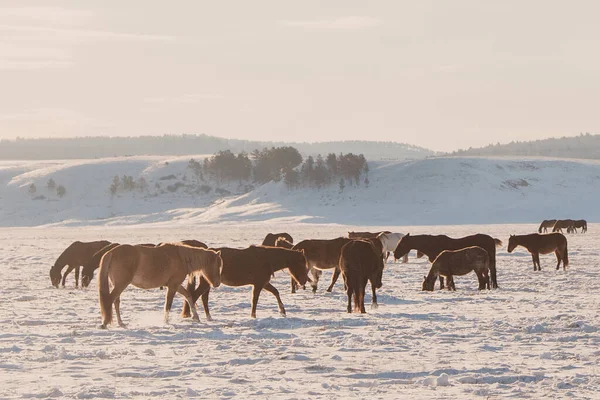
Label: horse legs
xmin=163 ymin=285 xmax=178 ymax=324
xmin=291 ymin=276 xmax=297 ymax=294
xmin=531 ymin=254 xmax=537 ymax=271
xmin=74 ymin=266 xmax=80 ymax=288
xmin=250 ymin=285 xmax=262 ymax=318
xmin=61 ymin=264 xmax=76 ymax=287
xmin=533 ymin=253 xmax=541 ymax=271
xmin=326 ymin=268 xmax=341 ymax=292
xmin=182 ymin=276 xmax=210 ymax=319
xmin=370 ymin=279 xmax=378 ymax=309
xmin=176 ymin=285 xmax=200 ymax=321
xmin=262 ymin=282 xmax=286 ymax=316
xmin=346 ymin=284 xmax=353 ymax=313
xmin=359 ymin=279 xmax=367 ymax=313
xmin=438 ymin=276 xmax=445 ymax=290
xmin=447 ymin=276 xmax=455 ymax=291
xmin=475 ymin=271 xmax=485 ymax=290
xmin=200 ymin=289 xmax=212 ymax=321
xmin=310 ymin=268 xmax=321 ymax=293
xmin=113 ymin=296 xmax=126 ymax=328
xmin=555 ymin=250 xmax=563 ymax=271
xmin=402 ymin=253 xmax=408 ymax=263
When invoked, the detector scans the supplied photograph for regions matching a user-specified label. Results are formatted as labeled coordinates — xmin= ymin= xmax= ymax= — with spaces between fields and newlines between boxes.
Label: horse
xmin=422 ymin=246 xmax=490 ymax=291
xmin=552 ymin=219 xmax=574 ymax=233
xmin=98 ymin=243 xmax=222 ymax=328
xmin=274 ymin=237 xmax=294 ymax=249
xmin=50 ymin=240 xmax=111 ymax=288
xmin=572 ymin=220 xmax=587 ymax=233
xmin=377 ymin=232 xmax=409 ymax=263
xmin=81 ymin=240 xmax=207 ymax=288
xmin=507 ymin=233 xmax=569 ymax=271
xmin=538 ymin=219 xmax=557 ymax=233
xmin=339 ymin=240 xmax=385 ymax=313
xmin=181 ymin=246 xmax=309 ymax=319
xmin=348 ymin=231 xmax=391 ymax=239
xmin=262 ymin=233 xmax=294 ymax=246
xmin=394 ymin=233 xmax=502 ymax=289
xmin=291 ymin=237 xmax=352 ymax=293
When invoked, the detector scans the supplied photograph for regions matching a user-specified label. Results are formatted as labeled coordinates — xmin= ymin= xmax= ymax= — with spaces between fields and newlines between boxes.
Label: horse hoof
xmin=326 ymin=288 xmax=332 ymax=293
xmin=206 ymin=316 xmax=213 ymax=322
xmin=99 ymin=324 xmax=107 ymax=329
xmin=192 ymin=316 xmax=200 ymax=322
xmin=371 ymin=303 xmax=378 ymax=310
xmin=280 ymin=312 xmax=287 ymax=317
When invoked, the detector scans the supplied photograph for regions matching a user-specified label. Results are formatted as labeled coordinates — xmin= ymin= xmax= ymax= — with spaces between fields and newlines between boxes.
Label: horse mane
xmin=176 ymin=245 xmax=220 ymax=276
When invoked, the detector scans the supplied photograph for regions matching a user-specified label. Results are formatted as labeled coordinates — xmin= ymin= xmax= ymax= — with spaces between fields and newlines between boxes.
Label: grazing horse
xmin=422 ymin=246 xmax=490 ymax=291
xmin=339 ymin=240 xmax=385 ymax=313
xmin=377 ymin=232 xmax=409 ymax=263
xmin=98 ymin=244 xmax=222 ymax=328
xmin=291 ymin=237 xmax=352 ymax=293
xmin=572 ymin=220 xmax=587 ymax=233
xmin=538 ymin=219 xmax=557 ymax=233
xmin=181 ymin=246 xmax=309 ymax=319
xmin=394 ymin=233 xmax=502 ymax=289
xmin=81 ymin=240 xmax=207 ymax=288
xmin=262 ymin=233 xmax=294 ymax=246
xmin=552 ymin=219 xmax=574 ymax=234
xmin=50 ymin=240 xmax=111 ymax=288
xmin=507 ymin=233 xmax=569 ymax=271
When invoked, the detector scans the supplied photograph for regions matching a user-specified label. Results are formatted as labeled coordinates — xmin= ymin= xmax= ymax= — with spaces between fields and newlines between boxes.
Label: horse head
xmin=422 ymin=275 xmax=434 ymax=291
xmin=507 ymin=235 xmax=517 ymax=253
xmin=49 ymin=266 xmax=61 ymax=288
xmin=393 ymin=233 xmax=410 ymax=260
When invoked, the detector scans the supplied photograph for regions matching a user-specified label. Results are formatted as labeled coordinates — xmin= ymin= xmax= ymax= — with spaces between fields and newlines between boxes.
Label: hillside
xmin=0 ymin=135 xmax=432 ymax=161
xmin=451 ymin=133 xmax=600 ymax=159
xmin=1 ymin=156 xmax=598 ymax=227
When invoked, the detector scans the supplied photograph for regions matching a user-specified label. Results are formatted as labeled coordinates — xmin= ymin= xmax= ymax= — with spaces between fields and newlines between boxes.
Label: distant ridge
xmin=450 ymin=133 xmax=600 ymax=160
xmin=0 ymin=134 xmax=433 ymax=161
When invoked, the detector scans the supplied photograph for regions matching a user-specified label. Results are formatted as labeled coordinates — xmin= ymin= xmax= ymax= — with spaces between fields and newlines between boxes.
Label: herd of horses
xmin=48 ymin=224 xmax=577 ymax=328
xmin=538 ymin=219 xmax=587 ymax=234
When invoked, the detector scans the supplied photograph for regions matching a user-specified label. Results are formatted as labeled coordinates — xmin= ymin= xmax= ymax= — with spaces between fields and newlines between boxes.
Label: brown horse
xmin=98 ymin=244 xmax=222 ymax=328
xmin=572 ymin=220 xmax=587 ymax=233
xmin=81 ymin=240 xmax=207 ymax=288
xmin=552 ymin=219 xmax=574 ymax=233
xmin=394 ymin=233 xmax=502 ymax=289
xmin=50 ymin=240 xmax=111 ymax=288
xmin=340 ymin=240 xmax=385 ymax=313
xmin=181 ymin=246 xmax=309 ymax=319
xmin=275 ymin=237 xmax=294 ymax=249
xmin=507 ymin=233 xmax=569 ymax=271
xmin=538 ymin=219 xmax=557 ymax=233
xmin=262 ymin=233 xmax=294 ymax=246
xmin=422 ymin=246 xmax=490 ymax=291
xmin=291 ymin=237 xmax=352 ymax=293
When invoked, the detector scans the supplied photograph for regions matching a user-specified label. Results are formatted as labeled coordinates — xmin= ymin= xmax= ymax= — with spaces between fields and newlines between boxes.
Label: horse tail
xmin=98 ymin=251 xmax=113 ymax=326
xmin=494 ymin=238 xmax=503 ymax=247
xmin=563 ymin=242 xmax=569 ymax=268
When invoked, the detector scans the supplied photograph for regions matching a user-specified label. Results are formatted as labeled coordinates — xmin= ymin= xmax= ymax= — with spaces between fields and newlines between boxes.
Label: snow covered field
xmin=1 ymin=222 xmax=599 ymax=399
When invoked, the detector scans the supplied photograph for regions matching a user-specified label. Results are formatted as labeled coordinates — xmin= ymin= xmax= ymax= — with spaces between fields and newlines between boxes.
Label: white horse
xmin=377 ymin=232 xmax=409 ymax=263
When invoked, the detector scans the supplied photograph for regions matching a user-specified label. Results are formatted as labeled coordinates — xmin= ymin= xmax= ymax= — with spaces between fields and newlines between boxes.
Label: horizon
xmin=1 ymin=2 xmax=599 ymax=152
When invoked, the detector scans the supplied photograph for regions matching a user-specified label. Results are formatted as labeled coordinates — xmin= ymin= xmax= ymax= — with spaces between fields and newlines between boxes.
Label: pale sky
xmin=1 ymin=1 xmax=598 ymax=151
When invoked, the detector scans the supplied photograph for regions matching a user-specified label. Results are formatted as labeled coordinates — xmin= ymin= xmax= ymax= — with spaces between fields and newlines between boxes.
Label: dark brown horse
xmin=538 ymin=219 xmax=557 ymax=233
xmin=274 ymin=237 xmax=294 ymax=249
xmin=572 ymin=220 xmax=587 ymax=233
xmin=552 ymin=219 xmax=574 ymax=233
xmin=291 ymin=237 xmax=352 ymax=293
xmin=81 ymin=240 xmax=207 ymax=288
xmin=339 ymin=240 xmax=384 ymax=313
xmin=348 ymin=231 xmax=391 ymax=239
xmin=50 ymin=240 xmax=111 ymax=288
xmin=262 ymin=233 xmax=294 ymax=246
xmin=422 ymin=246 xmax=490 ymax=291
xmin=182 ymin=246 xmax=309 ymax=319
xmin=394 ymin=233 xmax=502 ymax=289
xmin=507 ymin=233 xmax=569 ymax=271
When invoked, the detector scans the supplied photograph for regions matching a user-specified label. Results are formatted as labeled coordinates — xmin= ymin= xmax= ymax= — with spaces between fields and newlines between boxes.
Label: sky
xmin=0 ymin=1 xmax=599 ymax=152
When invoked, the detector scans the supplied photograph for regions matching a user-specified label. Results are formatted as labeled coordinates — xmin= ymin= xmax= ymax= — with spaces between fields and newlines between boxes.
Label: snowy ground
xmin=1 ymin=222 xmax=599 ymax=399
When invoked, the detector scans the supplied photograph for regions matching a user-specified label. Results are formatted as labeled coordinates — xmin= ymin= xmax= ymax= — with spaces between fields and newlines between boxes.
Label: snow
xmin=3 ymin=155 xmax=600 ymax=227
xmin=1 ymin=223 xmax=599 ymax=398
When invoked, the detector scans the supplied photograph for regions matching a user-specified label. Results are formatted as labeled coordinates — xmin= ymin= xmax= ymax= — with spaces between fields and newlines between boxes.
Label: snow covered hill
xmin=1 ymin=156 xmax=599 ymax=227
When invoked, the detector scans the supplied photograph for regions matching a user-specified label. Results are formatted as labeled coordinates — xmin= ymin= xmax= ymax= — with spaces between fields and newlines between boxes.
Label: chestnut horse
xmin=507 ymin=233 xmax=569 ymax=271
xmin=422 ymin=246 xmax=490 ymax=291
xmin=538 ymin=219 xmax=557 ymax=233
xmin=339 ymin=240 xmax=384 ymax=313
xmin=50 ymin=240 xmax=111 ymax=288
xmin=291 ymin=237 xmax=352 ymax=293
xmin=98 ymin=243 xmax=222 ymax=328
xmin=182 ymin=246 xmax=309 ymax=319
xmin=262 ymin=233 xmax=294 ymax=246
xmin=394 ymin=233 xmax=502 ymax=289
xmin=81 ymin=240 xmax=207 ymax=288
xmin=552 ymin=219 xmax=574 ymax=233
